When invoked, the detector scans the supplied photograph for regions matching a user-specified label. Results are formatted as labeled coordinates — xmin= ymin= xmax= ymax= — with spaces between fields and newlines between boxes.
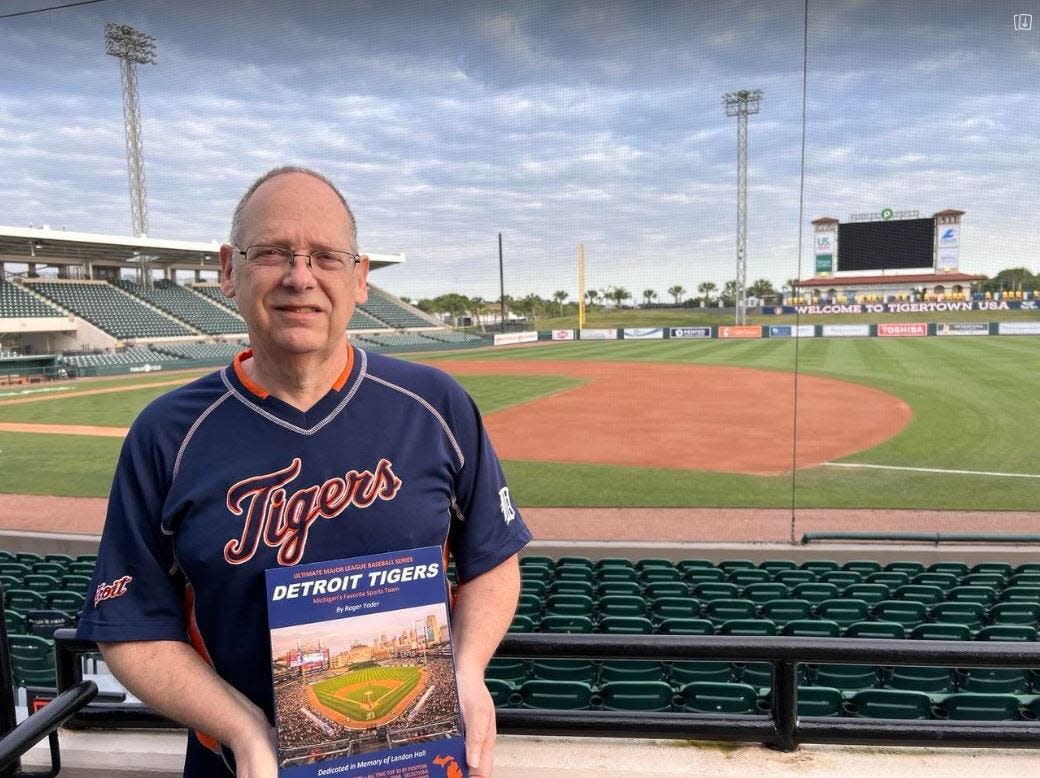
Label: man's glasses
xmin=236 ymin=245 xmax=361 ymax=272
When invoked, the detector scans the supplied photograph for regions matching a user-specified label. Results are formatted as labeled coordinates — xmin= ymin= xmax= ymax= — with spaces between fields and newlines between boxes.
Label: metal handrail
xmin=0 ymin=681 xmax=98 ymax=777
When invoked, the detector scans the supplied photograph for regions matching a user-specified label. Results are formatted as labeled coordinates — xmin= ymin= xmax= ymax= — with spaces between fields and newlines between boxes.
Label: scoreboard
xmin=837 ymin=218 xmax=935 ymax=272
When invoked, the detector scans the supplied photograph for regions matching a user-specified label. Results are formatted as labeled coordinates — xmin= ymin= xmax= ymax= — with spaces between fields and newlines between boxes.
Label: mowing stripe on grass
xmin=823 ymin=462 xmax=1040 ymax=479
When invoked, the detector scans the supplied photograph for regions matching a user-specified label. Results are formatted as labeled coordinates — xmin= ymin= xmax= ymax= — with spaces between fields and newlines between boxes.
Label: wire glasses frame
xmin=235 ymin=244 xmax=362 ymax=272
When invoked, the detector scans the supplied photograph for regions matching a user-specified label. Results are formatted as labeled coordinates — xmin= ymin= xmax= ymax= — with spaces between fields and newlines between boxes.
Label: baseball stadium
xmin=1 ymin=2 xmax=1039 ymax=777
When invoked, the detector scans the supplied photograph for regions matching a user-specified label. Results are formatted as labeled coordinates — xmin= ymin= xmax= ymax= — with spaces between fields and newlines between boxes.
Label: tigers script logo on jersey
xmin=223 ymin=457 xmax=402 ymax=567
xmin=94 ymin=575 xmax=133 ymax=607
xmin=498 ymin=486 xmax=515 ymax=525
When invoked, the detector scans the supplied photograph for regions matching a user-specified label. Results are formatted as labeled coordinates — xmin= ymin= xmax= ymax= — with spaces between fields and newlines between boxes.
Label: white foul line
xmin=822 ymin=462 xmax=1040 ymax=479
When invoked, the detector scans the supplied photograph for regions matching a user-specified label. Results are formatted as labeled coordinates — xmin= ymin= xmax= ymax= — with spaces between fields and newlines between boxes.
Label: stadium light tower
xmin=105 ymin=23 xmax=156 ymax=240
xmin=722 ymin=89 xmax=763 ymax=325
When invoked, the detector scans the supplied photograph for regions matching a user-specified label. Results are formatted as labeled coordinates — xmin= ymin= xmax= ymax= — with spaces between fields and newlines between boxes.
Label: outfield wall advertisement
xmin=936 ymin=323 xmax=990 ymax=336
xmin=669 ymin=327 xmax=712 ymax=339
xmin=877 ymin=323 xmax=928 ymax=337
xmin=622 ymin=327 xmax=664 ymax=339
xmin=551 ymin=329 xmax=575 ymax=341
xmin=717 ymin=325 xmax=762 ymax=339
xmin=494 ymin=331 xmax=538 ymax=345
xmin=768 ymin=325 xmax=816 ymax=338
xmin=998 ymin=321 xmax=1040 ymax=335
xmin=580 ymin=328 xmax=618 ymax=340
xmin=821 ymin=324 xmax=871 ymax=338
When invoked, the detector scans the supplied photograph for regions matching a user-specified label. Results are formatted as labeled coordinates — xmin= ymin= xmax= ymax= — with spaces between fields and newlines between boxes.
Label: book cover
xmin=265 ymin=546 xmax=468 ymax=778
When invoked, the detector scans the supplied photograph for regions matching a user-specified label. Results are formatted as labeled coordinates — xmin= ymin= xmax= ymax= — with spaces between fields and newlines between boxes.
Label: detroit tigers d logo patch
xmin=498 ymin=486 xmax=515 ymax=525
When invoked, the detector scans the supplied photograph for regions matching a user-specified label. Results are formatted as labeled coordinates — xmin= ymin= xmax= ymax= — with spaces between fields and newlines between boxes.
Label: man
xmin=76 ymin=167 xmax=530 ymax=777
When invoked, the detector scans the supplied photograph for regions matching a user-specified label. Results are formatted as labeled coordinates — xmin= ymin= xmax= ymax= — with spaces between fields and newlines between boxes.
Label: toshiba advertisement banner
xmin=877 ymin=323 xmax=927 ymax=337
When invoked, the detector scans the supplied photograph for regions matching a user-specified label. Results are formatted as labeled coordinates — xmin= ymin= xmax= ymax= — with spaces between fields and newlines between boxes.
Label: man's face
xmin=219 ymin=173 xmax=369 ymax=364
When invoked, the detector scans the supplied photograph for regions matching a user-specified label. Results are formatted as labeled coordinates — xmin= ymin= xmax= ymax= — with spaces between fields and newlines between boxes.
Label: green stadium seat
xmin=656 ymin=618 xmax=715 ymax=635
xmin=21 ymin=574 xmax=61 ymax=594
xmin=909 ymin=623 xmax=971 ymax=641
xmin=790 ymin=582 xmax=840 ymax=605
xmin=866 ymin=571 xmax=910 ymax=587
xmin=639 ymin=567 xmax=682 ymax=584
xmin=0 ymin=551 xmax=14 ymax=563
xmin=598 ymin=616 xmax=653 ymax=634
xmin=737 ymin=662 xmax=773 ymax=688
xmin=46 ymin=590 xmax=85 ymax=615
xmin=691 ymin=582 xmax=740 ymax=601
xmin=596 ymin=581 xmax=642 ymax=597
xmin=937 ymin=693 xmax=1022 ymax=721
xmin=557 ymin=556 xmax=595 ymax=570
xmin=0 ymin=574 xmax=20 ymax=591
xmin=960 ymin=573 xmax=1006 ymax=588
xmin=815 ymin=598 xmax=870 ymax=629
xmin=548 ymin=580 xmax=594 ymax=597
xmin=893 ymin=584 xmax=944 ymax=605
xmin=5 ymin=589 xmax=46 ymax=611
xmin=485 ymin=678 xmax=516 ymax=707
xmin=4 ymin=607 xmax=25 ymax=635
xmin=520 ymin=579 xmax=547 ymax=598
xmin=598 ymin=681 xmax=676 ymax=712
xmin=759 ymin=598 xmax=812 ymax=626
xmin=717 ymin=560 xmax=756 ymax=573
xmin=67 ymin=561 xmax=97 ymax=576
xmin=741 ymin=582 xmax=789 ymax=604
xmin=1000 ymin=585 xmax=1040 ymax=602
xmin=670 ymin=662 xmax=732 ymax=685
xmin=773 ymin=569 xmax=816 ymax=586
xmin=759 ymin=560 xmax=798 ymax=574
xmin=800 ymin=560 xmax=839 ymax=574
xmin=6 ymin=633 xmax=56 ymax=688
xmin=988 ymin=602 xmax=1040 ymax=626
xmin=676 ymin=559 xmax=716 ymax=573
xmin=599 ymin=661 xmax=665 ymax=683
xmin=649 ymin=597 xmax=702 ymax=622
xmin=485 ymin=658 xmax=527 ymax=685
xmin=819 ymin=571 xmax=862 ymax=587
xmin=31 ymin=562 xmax=66 ymax=577
xmin=515 ymin=593 xmax=542 ymax=618
xmin=812 ymin=664 xmax=878 ymax=691
xmin=927 ymin=562 xmax=969 ymax=577
xmin=15 ymin=553 xmax=42 ymax=566
xmin=545 ymin=594 xmax=594 ymax=617
xmin=930 ymin=601 xmax=986 ymax=630
xmin=970 ymin=563 xmax=1012 ymax=577
xmin=43 ymin=553 xmax=73 ymax=566
xmin=886 ymin=665 xmax=955 ymax=693
xmin=947 ymin=585 xmax=997 ymax=604
xmin=519 ymin=680 xmax=594 ymax=710
xmin=975 ymin=625 xmax=1037 ymax=642
xmin=679 ymin=682 xmax=762 ymax=715
xmin=796 ymin=686 xmax=844 ymax=717
xmin=841 ymin=583 xmax=891 ymax=604
xmin=845 ymin=689 xmax=933 ymax=719
xmin=74 ymin=554 xmax=98 ymax=564
xmin=554 ymin=566 xmax=594 ymax=584
xmin=873 ymin=600 xmax=927 ymax=628
xmin=1013 ymin=563 xmax=1040 ymax=576
xmin=529 ymin=659 xmax=595 ymax=684
xmin=782 ymin=620 xmax=841 ymax=638
xmin=597 ymin=595 xmax=648 ymax=618
xmin=508 ymin=614 xmax=535 ymax=633
xmin=728 ymin=569 xmax=772 ymax=586
xmin=520 ymin=567 xmax=552 ymax=585
xmin=596 ymin=567 xmax=638 ymax=584
xmin=595 ymin=558 xmax=635 ymax=572
xmin=0 ymin=562 xmax=31 ymax=579
xmin=684 ymin=568 xmax=727 ymax=584
xmin=643 ymin=581 xmax=688 ymax=600
xmin=539 ymin=615 xmax=594 ymax=633
xmin=842 ymin=560 xmax=883 ymax=575
xmin=718 ymin=619 xmax=776 ymax=637
xmin=845 ymin=621 xmax=905 ymax=639
xmin=884 ymin=561 xmax=925 ymax=576
xmin=704 ymin=599 xmax=756 ymax=624
xmin=520 ymin=555 xmax=555 ymax=570
xmin=959 ymin=668 xmax=1030 ymax=694
xmin=912 ymin=572 xmax=959 ymax=589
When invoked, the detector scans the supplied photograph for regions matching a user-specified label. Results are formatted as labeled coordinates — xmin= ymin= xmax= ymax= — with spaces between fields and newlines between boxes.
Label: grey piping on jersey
xmin=171 ymin=390 xmax=234 ymax=486
xmin=217 ymin=349 xmax=367 ymax=436
xmin=449 ymin=493 xmax=466 ymax=524
xmin=364 ymin=373 xmax=465 ymax=469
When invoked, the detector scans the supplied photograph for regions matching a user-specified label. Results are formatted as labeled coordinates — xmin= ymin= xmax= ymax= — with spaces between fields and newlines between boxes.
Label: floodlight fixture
xmin=721 ymin=89 xmax=763 ymax=325
xmin=105 ymin=23 xmax=157 ymax=241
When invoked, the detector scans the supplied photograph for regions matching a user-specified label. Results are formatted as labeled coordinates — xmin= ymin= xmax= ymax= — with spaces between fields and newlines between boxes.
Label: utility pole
xmin=722 ymin=89 xmax=763 ymax=325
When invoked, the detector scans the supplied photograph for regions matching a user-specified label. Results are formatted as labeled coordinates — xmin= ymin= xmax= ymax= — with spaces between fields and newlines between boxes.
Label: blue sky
xmin=1 ymin=0 xmax=1037 ymax=300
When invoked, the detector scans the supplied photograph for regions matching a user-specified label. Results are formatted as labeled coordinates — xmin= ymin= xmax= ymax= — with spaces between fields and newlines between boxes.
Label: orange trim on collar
xmin=232 ymin=349 xmax=269 ymax=399
xmin=332 ymin=344 xmax=355 ymax=392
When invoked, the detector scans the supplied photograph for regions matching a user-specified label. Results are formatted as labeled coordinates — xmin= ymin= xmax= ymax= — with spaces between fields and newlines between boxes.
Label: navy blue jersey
xmin=77 ymin=347 xmax=531 ymax=775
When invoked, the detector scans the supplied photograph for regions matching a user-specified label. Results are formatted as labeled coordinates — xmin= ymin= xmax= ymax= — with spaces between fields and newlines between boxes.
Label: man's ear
xmin=355 ymin=256 xmax=370 ymax=304
xmin=219 ymin=244 xmax=236 ymax=298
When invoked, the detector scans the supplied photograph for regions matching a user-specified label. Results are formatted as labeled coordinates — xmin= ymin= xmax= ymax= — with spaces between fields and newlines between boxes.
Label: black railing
xmin=53 ymin=630 xmax=1040 ymax=751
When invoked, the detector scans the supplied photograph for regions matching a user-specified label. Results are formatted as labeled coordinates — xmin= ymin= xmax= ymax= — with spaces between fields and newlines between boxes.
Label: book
xmin=265 ymin=546 xmax=468 ymax=778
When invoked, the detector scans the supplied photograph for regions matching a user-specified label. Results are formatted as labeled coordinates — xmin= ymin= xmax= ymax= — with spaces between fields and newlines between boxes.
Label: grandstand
xmin=113 ymin=279 xmax=246 ymax=335
xmin=0 ymin=279 xmax=64 ymax=318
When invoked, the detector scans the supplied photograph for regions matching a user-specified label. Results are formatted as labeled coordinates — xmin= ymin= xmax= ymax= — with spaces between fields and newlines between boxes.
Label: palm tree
xmin=642 ymin=289 xmax=657 ymax=307
xmin=606 ymin=285 xmax=631 ymax=309
xmin=721 ymin=280 xmax=739 ymax=307
xmin=585 ymin=289 xmax=600 ymax=309
xmin=552 ymin=290 xmax=569 ymax=317
xmin=667 ymin=285 xmax=685 ymax=305
xmin=696 ymin=281 xmax=717 ymax=307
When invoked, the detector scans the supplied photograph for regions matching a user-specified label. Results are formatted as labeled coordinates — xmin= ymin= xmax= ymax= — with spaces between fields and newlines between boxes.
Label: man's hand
xmin=228 ymin=723 xmax=279 ymax=778
xmin=457 ymin=669 xmax=496 ymax=777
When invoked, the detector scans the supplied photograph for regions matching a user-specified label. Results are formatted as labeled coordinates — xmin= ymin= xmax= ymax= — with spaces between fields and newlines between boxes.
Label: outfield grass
xmin=313 ymin=666 xmax=421 ymax=720
xmin=2 ymin=337 xmax=1037 ymax=510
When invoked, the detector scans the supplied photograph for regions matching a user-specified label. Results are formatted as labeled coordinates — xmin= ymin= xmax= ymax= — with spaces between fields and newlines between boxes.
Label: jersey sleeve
xmin=446 ymin=383 xmax=532 ymax=583
xmin=76 ymin=408 xmax=188 ymax=643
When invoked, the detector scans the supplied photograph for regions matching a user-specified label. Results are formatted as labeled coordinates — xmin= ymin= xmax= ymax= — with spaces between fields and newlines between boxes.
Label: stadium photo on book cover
xmin=269 ymin=602 xmax=462 ymax=770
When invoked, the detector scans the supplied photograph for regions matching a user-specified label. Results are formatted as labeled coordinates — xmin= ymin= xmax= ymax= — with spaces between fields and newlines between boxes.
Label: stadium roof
xmin=0 ymin=225 xmax=404 ymax=271
xmin=798 ymin=272 xmax=985 ymax=287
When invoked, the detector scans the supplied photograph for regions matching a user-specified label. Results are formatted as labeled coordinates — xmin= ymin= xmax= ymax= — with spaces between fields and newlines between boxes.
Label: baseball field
xmin=0 ymin=336 xmax=1036 ymax=512
xmin=311 ymin=666 xmax=423 ymax=723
